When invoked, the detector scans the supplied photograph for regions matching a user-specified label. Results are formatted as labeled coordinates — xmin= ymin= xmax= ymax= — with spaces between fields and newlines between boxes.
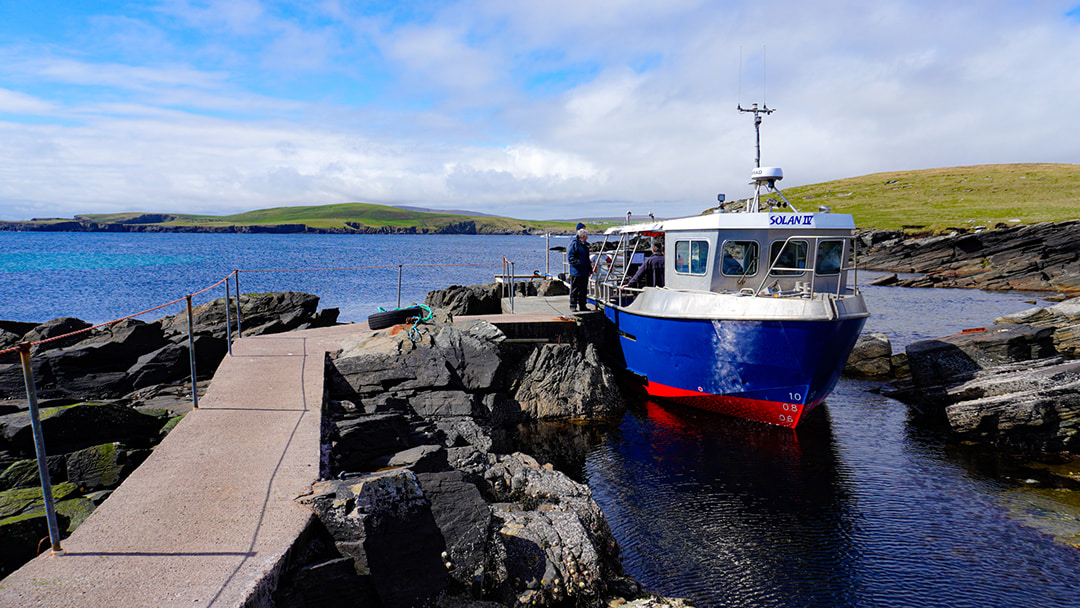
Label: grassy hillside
xmin=783 ymin=163 xmax=1080 ymax=231
xmin=50 ymin=163 xmax=1080 ymax=234
xmin=77 ymin=202 xmax=590 ymax=233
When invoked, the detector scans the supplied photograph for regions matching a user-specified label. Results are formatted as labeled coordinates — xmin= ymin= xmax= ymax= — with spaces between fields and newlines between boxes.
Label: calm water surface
xmin=3 ymin=233 xmax=1077 ymax=606
xmin=0 ymin=232 xmax=552 ymax=323
xmin=582 ymin=282 xmax=1080 ymax=607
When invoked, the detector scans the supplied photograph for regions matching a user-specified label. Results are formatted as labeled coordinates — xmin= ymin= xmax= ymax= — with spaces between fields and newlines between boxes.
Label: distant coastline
xmin=0 ymin=217 xmax=554 ymax=235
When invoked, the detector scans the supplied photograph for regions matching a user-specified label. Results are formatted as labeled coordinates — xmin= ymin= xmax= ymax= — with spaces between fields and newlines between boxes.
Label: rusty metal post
xmin=233 ymin=271 xmax=243 ymax=337
xmin=397 ymin=264 xmax=403 ymax=308
xmin=224 ymin=278 xmax=233 ymax=356
xmin=18 ymin=343 xmax=63 ymax=554
xmin=186 ymin=295 xmax=199 ymax=409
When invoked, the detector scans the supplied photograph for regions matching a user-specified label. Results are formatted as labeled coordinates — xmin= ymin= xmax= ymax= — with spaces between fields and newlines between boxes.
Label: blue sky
xmin=2 ymin=0 xmax=1079 ymax=221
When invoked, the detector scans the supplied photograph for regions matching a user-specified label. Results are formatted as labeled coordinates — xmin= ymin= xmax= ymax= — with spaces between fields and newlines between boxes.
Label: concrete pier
xmin=0 ymin=302 xmax=583 ymax=607
xmin=0 ymin=325 xmax=357 ymax=608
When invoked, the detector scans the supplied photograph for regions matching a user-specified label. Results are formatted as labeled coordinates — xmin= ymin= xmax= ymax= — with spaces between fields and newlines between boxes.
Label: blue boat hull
xmin=602 ymin=305 xmax=867 ymax=427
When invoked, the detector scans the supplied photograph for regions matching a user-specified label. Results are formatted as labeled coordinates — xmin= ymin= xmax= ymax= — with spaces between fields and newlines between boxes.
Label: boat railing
xmin=751 ymin=235 xmax=861 ymax=300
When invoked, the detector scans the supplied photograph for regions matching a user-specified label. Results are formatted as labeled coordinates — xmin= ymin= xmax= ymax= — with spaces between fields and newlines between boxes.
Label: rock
xmin=306 ymin=469 xmax=448 ymax=608
xmin=159 ymin=292 xmax=329 ymax=341
xmin=0 ymin=402 xmax=166 ymax=457
xmin=0 ymin=455 xmax=66 ymax=491
xmin=21 ymin=317 xmax=93 ymax=355
xmin=944 ymin=370 xmax=1080 ymax=453
xmin=273 ymin=556 xmax=378 ymax=608
xmin=331 ymin=321 xmax=509 ymax=415
xmin=66 ymin=442 xmax=150 ymax=492
xmin=906 ymin=324 xmax=1056 ymax=389
xmin=0 ymin=481 xmax=77 ymax=520
xmin=536 ymin=279 xmax=569 ymax=297
xmin=333 ymin=413 xmax=412 ymax=473
xmin=860 ymin=221 xmax=1080 ymax=293
xmin=844 ymin=333 xmax=893 ymax=378
xmin=375 ymin=445 xmax=449 ymax=473
xmin=415 ymin=470 xmax=493 ymax=592
xmin=0 ymin=330 xmax=20 ymax=364
xmin=867 ymin=273 xmax=898 ymax=286
xmin=486 ymin=507 xmax=607 ymax=606
xmin=513 ymin=343 xmax=624 ymax=419
xmin=426 ymin=284 xmax=503 ymax=316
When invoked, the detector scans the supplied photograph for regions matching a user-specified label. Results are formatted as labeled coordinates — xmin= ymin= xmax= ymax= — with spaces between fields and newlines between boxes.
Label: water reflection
xmin=585 ymin=399 xmax=859 ymax=607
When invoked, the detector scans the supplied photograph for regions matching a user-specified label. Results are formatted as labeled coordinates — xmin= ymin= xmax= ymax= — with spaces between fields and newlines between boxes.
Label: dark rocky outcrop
xmin=425 ymin=284 xmax=504 ymax=316
xmin=0 ymin=292 xmax=338 ymax=400
xmin=276 ymin=306 xmax=655 ymax=607
xmin=859 ymin=221 xmax=1080 ymax=293
xmin=888 ymin=298 xmax=1080 ymax=453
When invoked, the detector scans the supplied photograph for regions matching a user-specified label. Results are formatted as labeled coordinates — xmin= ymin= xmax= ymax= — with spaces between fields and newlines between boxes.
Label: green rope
xmin=407 ymin=304 xmax=434 ymax=344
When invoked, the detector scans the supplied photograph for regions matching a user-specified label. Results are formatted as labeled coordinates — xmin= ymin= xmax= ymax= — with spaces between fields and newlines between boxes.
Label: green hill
xmin=75 ymin=202 xmax=590 ymax=234
xmin=16 ymin=163 xmax=1080 ymax=234
xmin=782 ymin=163 xmax=1080 ymax=231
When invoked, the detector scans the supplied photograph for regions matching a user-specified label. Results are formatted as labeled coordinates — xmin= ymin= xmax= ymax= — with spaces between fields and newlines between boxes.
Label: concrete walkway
xmin=0 ymin=324 xmax=361 ymax=608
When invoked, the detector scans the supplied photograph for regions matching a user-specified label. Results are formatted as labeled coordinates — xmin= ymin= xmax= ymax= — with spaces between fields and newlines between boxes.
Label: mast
xmin=737 ymin=102 xmax=774 ymax=168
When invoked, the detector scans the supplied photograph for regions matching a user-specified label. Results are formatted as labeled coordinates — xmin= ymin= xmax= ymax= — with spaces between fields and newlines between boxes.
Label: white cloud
xmin=2 ymin=0 xmax=1080 ymax=221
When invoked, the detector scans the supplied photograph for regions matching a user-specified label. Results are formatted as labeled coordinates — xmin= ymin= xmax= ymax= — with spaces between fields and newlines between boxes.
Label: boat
xmin=574 ymin=104 xmax=869 ymax=428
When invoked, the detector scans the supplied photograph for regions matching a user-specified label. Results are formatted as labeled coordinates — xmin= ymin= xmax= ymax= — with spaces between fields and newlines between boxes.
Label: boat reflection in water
xmin=585 ymin=399 xmax=859 ymax=607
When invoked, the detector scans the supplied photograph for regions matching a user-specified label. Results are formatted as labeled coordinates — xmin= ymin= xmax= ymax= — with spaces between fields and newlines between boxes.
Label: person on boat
xmin=567 ymin=227 xmax=592 ymax=311
xmin=629 ymin=243 xmax=665 ymax=287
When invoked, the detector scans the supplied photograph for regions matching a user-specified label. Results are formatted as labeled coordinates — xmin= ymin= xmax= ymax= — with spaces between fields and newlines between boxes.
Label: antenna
xmin=737 ymin=46 xmax=774 ymax=168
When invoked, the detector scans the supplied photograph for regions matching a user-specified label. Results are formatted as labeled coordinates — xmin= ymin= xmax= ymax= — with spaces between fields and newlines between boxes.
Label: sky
xmin=1 ymin=0 xmax=1079 ymax=221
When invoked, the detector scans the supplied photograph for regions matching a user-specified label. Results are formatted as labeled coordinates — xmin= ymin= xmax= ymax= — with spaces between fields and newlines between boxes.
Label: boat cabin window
xmin=769 ymin=240 xmax=808 ymax=276
xmin=720 ymin=240 xmax=759 ymax=276
xmin=674 ymin=240 xmax=709 ymax=275
xmin=815 ymin=240 xmax=844 ymax=275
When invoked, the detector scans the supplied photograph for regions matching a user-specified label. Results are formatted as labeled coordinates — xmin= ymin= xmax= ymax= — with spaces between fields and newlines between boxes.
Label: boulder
xmin=306 ymin=469 xmax=448 ymax=608
xmin=513 ymin=343 xmax=624 ymax=419
xmin=844 ymin=333 xmax=893 ymax=378
xmin=426 ymin=284 xmax=502 ymax=316
xmin=415 ymin=470 xmax=493 ymax=591
xmin=0 ymin=402 xmax=166 ymax=456
xmin=0 ymin=455 xmax=67 ymax=491
xmin=486 ymin=507 xmax=606 ymax=606
xmin=21 ymin=317 xmax=93 ymax=355
xmin=159 ymin=291 xmax=328 ymax=341
xmin=66 ymin=442 xmax=150 ymax=492
xmin=333 ymin=413 xmax=413 ymax=473
xmin=374 ymin=445 xmax=449 ymax=473
xmin=907 ymin=324 xmax=1056 ymax=389
xmin=536 ymin=280 xmax=569 ymax=297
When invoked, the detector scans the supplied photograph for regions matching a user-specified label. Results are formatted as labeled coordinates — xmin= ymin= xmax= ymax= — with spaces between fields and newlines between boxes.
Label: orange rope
xmin=1 ymin=260 xmax=512 ymax=354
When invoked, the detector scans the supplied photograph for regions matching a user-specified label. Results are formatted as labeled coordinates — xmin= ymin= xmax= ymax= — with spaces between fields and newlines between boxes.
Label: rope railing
xmin=4 ymin=257 xmax=522 ymax=556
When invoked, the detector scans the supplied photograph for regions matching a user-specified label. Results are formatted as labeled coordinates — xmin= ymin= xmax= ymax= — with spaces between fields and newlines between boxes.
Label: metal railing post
xmin=510 ymin=262 xmax=516 ymax=314
xmin=545 ymin=232 xmax=550 ymax=276
xmin=18 ymin=343 xmax=63 ymax=554
xmin=186 ymin=295 xmax=199 ymax=410
xmin=233 ymin=271 xmax=243 ymax=337
xmin=397 ymin=265 xmax=403 ymax=308
xmin=224 ymin=278 xmax=233 ymax=356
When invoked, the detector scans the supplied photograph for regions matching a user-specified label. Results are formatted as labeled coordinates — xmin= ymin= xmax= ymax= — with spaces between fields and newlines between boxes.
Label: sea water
xmin=0 ymin=231 xmax=553 ymax=324
xmin=2 ymin=232 xmax=1078 ymax=606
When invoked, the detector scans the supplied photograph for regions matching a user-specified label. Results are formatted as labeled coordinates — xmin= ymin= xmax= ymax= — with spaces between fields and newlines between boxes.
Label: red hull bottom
xmin=642 ymin=380 xmax=822 ymax=429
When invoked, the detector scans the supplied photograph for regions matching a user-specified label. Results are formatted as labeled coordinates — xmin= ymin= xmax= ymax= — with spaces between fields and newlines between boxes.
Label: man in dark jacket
xmin=567 ymin=227 xmax=592 ymax=311
xmin=629 ymin=243 xmax=665 ymax=287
